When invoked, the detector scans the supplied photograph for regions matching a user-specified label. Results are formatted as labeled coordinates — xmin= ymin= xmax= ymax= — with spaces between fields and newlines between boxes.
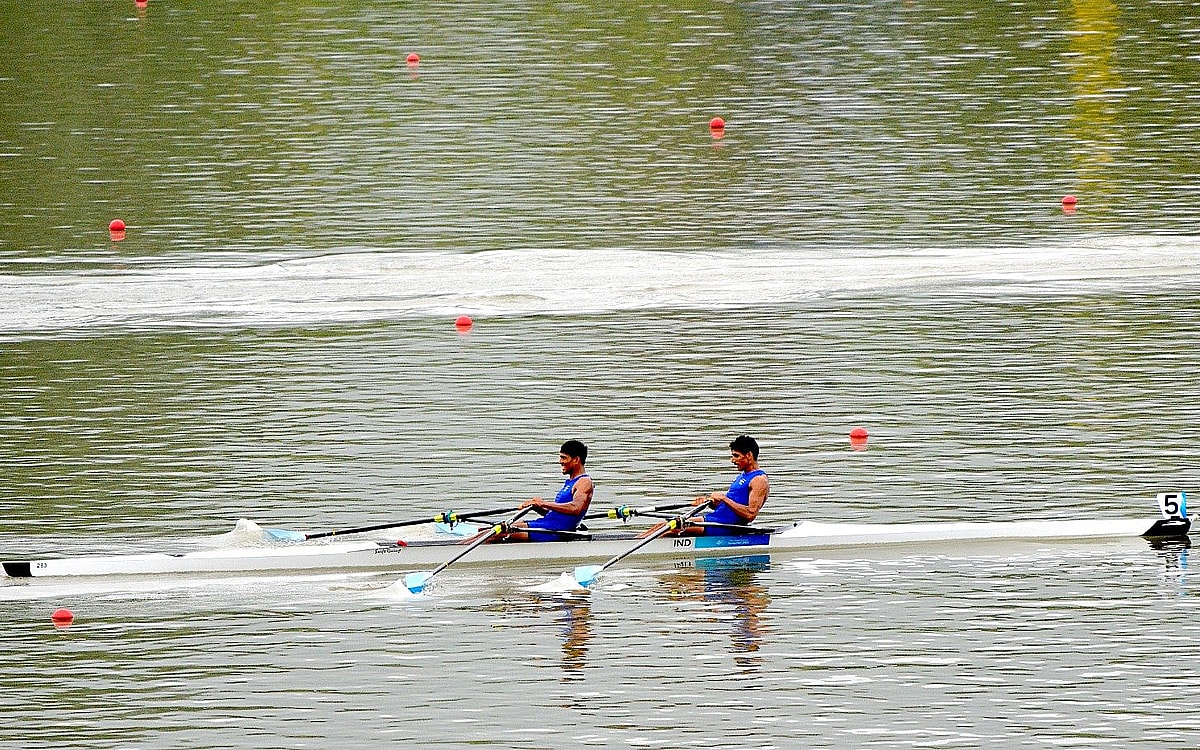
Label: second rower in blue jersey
xmin=639 ymin=435 xmax=769 ymax=538
xmin=485 ymin=440 xmax=594 ymax=543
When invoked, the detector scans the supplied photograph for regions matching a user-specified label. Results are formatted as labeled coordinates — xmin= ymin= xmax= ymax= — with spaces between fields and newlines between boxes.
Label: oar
xmin=403 ymin=506 xmax=535 ymax=593
xmin=442 ymin=503 xmax=697 ymax=542
xmin=571 ymin=503 xmax=710 ymax=588
xmin=583 ymin=501 xmax=692 ymax=522
xmin=264 ymin=506 xmax=519 ymax=542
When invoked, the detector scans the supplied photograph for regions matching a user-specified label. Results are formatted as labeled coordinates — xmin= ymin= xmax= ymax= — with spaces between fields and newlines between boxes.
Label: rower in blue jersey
xmin=639 ymin=435 xmax=769 ymax=538
xmin=488 ymin=440 xmax=594 ymax=543
xmin=697 ymin=435 xmax=769 ymax=535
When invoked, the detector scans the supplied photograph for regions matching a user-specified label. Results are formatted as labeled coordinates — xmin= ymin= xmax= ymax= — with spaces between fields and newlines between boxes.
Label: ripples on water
xmin=3 ymin=285 xmax=1200 ymax=747
xmin=3 ymin=277 xmax=1199 ymax=544
xmin=2 ymin=2 xmax=1199 ymax=257
xmin=2 ymin=545 xmax=1198 ymax=748
xmin=4 ymin=1 xmax=1200 ymax=747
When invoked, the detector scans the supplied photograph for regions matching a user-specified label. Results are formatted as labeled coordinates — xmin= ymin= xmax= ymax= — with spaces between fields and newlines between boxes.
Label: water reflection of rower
xmin=555 ymin=595 xmax=592 ymax=679
xmin=518 ymin=591 xmax=593 ymax=681
xmin=663 ymin=555 xmax=771 ymax=668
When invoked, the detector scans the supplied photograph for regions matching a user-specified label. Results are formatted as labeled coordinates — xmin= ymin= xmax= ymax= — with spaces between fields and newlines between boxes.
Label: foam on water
xmin=2 ymin=236 xmax=1197 ymax=337
xmin=377 ymin=579 xmax=430 ymax=601
xmin=202 ymin=519 xmax=282 ymax=548
xmin=526 ymin=571 xmax=591 ymax=594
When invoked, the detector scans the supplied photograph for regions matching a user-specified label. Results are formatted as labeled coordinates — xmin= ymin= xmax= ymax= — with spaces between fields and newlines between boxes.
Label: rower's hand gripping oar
xmin=404 ymin=506 xmax=535 ymax=594
xmin=263 ymin=507 xmax=519 ymax=542
xmin=571 ymin=502 xmax=710 ymax=588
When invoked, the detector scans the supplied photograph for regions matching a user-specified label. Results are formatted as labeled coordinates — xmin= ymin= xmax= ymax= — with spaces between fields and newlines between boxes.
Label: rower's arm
xmin=711 ymin=475 xmax=769 ymax=521
xmin=563 ymin=476 xmax=594 ymax=514
xmin=745 ymin=475 xmax=769 ymax=517
xmin=531 ymin=476 xmax=594 ymax=515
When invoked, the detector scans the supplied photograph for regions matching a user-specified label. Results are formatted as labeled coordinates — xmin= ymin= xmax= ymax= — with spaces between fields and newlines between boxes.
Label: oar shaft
xmin=427 ymin=528 xmax=498 ymax=577
xmin=304 ymin=506 xmax=518 ymax=540
xmin=583 ymin=502 xmax=692 ymax=521
xmin=596 ymin=504 xmax=709 ymax=571
xmin=427 ymin=506 xmax=535 ymax=579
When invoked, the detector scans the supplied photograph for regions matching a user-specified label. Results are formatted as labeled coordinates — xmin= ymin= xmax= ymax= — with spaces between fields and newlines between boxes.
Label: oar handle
xmin=303 ymin=506 xmax=519 ymax=540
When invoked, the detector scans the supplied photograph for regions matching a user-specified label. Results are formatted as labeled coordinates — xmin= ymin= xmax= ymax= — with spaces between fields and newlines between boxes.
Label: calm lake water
xmin=3 ymin=1 xmax=1200 ymax=748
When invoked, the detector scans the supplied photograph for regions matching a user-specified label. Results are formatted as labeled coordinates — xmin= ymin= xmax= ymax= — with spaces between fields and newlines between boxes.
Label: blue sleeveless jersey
xmin=704 ymin=469 xmax=766 ymax=534
xmin=528 ymin=474 xmax=591 ymax=540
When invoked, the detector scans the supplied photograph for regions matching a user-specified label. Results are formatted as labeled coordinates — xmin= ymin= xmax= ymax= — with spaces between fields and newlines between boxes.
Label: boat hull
xmin=2 ymin=515 xmax=1188 ymax=579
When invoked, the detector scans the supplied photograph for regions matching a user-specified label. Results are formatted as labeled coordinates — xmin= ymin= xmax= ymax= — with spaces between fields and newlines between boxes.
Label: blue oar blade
xmin=264 ymin=528 xmax=306 ymax=542
xmin=404 ymin=571 xmax=433 ymax=594
xmin=433 ymin=522 xmax=481 ymax=538
xmin=572 ymin=565 xmax=604 ymax=588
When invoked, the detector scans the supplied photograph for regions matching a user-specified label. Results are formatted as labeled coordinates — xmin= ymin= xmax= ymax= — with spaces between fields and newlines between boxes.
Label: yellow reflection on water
xmin=1067 ymin=0 xmax=1122 ymax=213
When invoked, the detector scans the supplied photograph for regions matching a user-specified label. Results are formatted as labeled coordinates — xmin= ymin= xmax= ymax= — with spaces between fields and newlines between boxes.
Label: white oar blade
xmin=404 ymin=571 xmax=433 ymax=594
xmin=572 ymin=565 xmax=604 ymax=588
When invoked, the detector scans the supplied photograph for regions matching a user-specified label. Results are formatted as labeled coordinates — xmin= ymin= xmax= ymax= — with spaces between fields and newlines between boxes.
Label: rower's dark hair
xmin=560 ymin=439 xmax=588 ymax=463
xmin=730 ymin=435 xmax=759 ymax=458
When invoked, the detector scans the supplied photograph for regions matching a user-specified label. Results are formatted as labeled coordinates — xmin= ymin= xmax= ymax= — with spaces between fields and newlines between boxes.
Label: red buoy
xmin=406 ymin=52 xmax=420 ymax=65
xmin=849 ymin=427 xmax=869 ymax=451
xmin=454 ymin=315 xmax=473 ymax=329
xmin=109 ymin=219 xmax=126 ymax=232
xmin=709 ymin=116 xmax=725 ymax=130
xmin=1061 ymin=194 xmax=1077 ymax=207
xmin=51 ymin=608 xmax=74 ymax=624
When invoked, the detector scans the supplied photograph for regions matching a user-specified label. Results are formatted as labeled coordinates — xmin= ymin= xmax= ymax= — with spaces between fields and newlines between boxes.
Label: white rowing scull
xmin=2 ymin=493 xmax=1189 ymax=579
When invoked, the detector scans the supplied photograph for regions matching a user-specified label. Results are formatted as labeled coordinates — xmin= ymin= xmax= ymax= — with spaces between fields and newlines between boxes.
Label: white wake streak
xmin=1 ymin=237 xmax=1197 ymax=336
